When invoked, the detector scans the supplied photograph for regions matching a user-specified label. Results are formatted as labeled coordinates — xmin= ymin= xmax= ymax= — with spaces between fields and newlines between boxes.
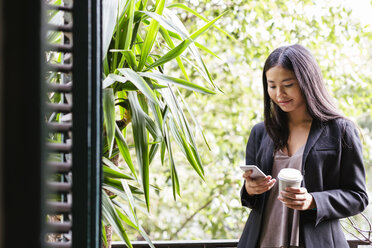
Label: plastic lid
xmin=278 ymin=168 xmax=302 ymax=181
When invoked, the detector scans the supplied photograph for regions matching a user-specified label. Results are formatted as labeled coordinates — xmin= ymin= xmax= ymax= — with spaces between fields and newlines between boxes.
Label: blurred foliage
xmin=127 ymin=0 xmax=372 ymax=241
xmin=99 ymin=0 xmax=231 ymax=245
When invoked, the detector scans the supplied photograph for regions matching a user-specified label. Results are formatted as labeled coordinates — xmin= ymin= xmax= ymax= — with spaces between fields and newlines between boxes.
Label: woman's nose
xmin=276 ymin=87 xmax=284 ymax=97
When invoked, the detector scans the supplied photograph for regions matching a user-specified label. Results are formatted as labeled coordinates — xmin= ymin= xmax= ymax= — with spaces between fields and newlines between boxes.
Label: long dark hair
xmin=263 ymin=44 xmax=343 ymax=149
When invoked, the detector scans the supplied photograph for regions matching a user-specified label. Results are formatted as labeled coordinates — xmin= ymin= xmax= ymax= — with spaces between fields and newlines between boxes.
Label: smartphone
xmin=240 ymin=165 xmax=267 ymax=179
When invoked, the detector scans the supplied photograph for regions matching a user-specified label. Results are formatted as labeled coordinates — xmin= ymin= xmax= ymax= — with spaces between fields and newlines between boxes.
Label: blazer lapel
xmin=302 ymin=120 xmax=325 ymax=174
xmin=262 ymin=134 xmax=274 ymax=175
xmin=260 ymin=120 xmax=324 ymax=176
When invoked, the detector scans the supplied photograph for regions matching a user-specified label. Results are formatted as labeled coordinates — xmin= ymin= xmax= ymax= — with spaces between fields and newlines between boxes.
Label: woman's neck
xmin=287 ymin=107 xmax=312 ymax=127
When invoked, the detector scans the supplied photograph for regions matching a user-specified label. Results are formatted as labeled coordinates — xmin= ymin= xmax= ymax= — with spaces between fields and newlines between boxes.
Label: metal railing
xmin=111 ymin=239 xmax=371 ymax=248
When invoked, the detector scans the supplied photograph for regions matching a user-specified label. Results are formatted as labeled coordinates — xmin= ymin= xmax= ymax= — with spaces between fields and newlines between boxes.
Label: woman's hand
xmin=243 ymin=170 xmax=276 ymax=196
xmin=278 ymin=187 xmax=316 ymax=210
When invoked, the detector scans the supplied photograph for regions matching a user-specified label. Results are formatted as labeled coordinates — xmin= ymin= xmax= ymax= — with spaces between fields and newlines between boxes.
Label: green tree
xmin=133 ymin=0 xmax=372 ymax=240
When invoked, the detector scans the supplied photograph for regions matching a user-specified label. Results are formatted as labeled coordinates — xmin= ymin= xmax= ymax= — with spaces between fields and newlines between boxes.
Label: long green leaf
xmin=172 ymin=88 xmax=206 ymax=171
xmin=138 ymin=226 xmax=156 ymax=248
xmin=111 ymin=0 xmax=121 ymax=71
xmin=138 ymin=0 xmax=166 ymax=70
xmin=149 ymin=100 xmax=163 ymax=132
xmin=190 ymin=46 xmax=217 ymax=88
xmin=104 ymin=184 xmax=145 ymax=206
xmin=106 ymin=73 xmax=165 ymax=91
xmin=124 ymin=0 xmax=135 ymax=50
xmin=167 ymin=3 xmax=235 ymax=40
xmin=160 ymin=88 xmax=182 ymax=135
xmin=161 ymin=88 xmax=204 ymax=179
xmin=140 ymin=11 xmax=192 ymax=42
xmin=101 ymin=221 xmax=107 ymax=247
xmin=115 ymin=206 xmax=138 ymax=230
xmin=128 ymin=92 xmax=150 ymax=211
xmin=103 ymin=56 xmax=110 ymax=75
xmin=123 ymin=50 xmax=138 ymax=70
xmin=166 ymin=27 xmax=221 ymax=59
xmin=103 ymin=73 xmax=128 ymax=88
xmin=102 ymin=156 xmax=117 ymax=168
xmin=103 ymin=88 xmax=116 ymax=157
xmin=145 ymin=11 xmax=226 ymax=71
xmin=149 ymin=100 xmax=165 ymax=165
xmin=163 ymin=9 xmax=224 ymax=89
xmin=160 ymin=140 xmax=166 ymax=165
xmin=115 ymin=124 xmax=137 ymax=179
xmin=110 ymin=49 xmax=138 ymax=70
xmin=166 ymin=30 xmax=221 ymax=59
xmin=169 ymin=119 xmax=205 ymax=180
xmin=118 ymin=68 xmax=159 ymax=105
xmin=112 ymin=199 xmax=156 ymax=248
xmin=167 ymin=87 xmax=204 ymax=174
xmin=102 ymin=191 xmax=133 ymax=248
xmin=144 ymin=39 xmax=189 ymax=71
xmin=135 ymin=33 xmax=155 ymax=65
xmin=148 ymin=143 xmax=159 ymax=165
xmin=189 ymin=11 xmax=228 ymax=40
xmin=102 ymin=0 xmax=118 ymax=58
xmin=103 ymin=166 xmax=135 ymax=180
xmin=144 ymin=114 xmax=162 ymax=142
xmin=103 ymin=179 xmax=144 ymax=195
xmin=106 ymin=184 xmax=152 ymax=217
xmin=165 ymin=124 xmax=180 ymax=199
xmin=140 ymin=72 xmax=215 ymax=94
xmin=175 ymin=88 xmax=211 ymax=150
xmin=159 ymin=27 xmax=189 ymax=80
xmin=121 ymin=179 xmax=138 ymax=224
xmin=195 ymin=41 xmax=221 ymax=59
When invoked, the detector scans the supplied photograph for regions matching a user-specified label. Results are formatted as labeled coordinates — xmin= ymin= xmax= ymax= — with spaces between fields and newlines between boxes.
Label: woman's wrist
xmin=307 ymin=193 xmax=316 ymax=210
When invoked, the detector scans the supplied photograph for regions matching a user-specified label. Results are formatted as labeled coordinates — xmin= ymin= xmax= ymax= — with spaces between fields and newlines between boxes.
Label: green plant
xmin=101 ymin=0 xmax=229 ymax=246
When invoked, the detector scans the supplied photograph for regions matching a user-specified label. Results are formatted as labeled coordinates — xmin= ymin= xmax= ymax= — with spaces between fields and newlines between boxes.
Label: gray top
xmin=258 ymin=145 xmax=305 ymax=248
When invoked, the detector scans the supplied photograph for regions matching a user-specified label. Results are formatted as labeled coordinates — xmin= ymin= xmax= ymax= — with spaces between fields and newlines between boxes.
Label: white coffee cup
xmin=277 ymin=168 xmax=303 ymax=193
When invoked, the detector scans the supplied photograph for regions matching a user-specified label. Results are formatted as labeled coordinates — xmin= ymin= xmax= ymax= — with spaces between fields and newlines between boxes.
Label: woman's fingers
xmin=280 ymin=188 xmax=307 ymax=200
xmin=255 ymin=178 xmax=276 ymax=194
xmin=285 ymin=187 xmax=307 ymax=194
xmin=278 ymin=187 xmax=315 ymax=210
xmin=243 ymin=170 xmax=277 ymax=195
xmin=245 ymin=176 xmax=276 ymax=195
xmin=242 ymin=170 xmax=253 ymax=178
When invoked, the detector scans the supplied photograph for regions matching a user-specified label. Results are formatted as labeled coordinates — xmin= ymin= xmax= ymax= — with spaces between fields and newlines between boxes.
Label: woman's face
xmin=266 ymin=66 xmax=307 ymax=114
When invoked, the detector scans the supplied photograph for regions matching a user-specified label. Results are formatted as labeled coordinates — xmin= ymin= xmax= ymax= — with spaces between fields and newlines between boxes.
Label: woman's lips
xmin=277 ymin=99 xmax=292 ymax=105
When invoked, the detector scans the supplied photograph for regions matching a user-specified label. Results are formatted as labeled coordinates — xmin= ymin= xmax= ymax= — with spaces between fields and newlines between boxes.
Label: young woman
xmin=238 ymin=44 xmax=369 ymax=248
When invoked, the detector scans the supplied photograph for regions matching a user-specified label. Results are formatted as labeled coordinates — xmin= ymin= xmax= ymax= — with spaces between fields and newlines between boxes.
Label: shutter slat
xmin=47 ymin=182 xmax=72 ymax=193
xmin=46 ymin=222 xmax=72 ymax=233
xmin=46 ymin=103 xmax=73 ymax=113
xmin=46 ymin=202 xmax=72 ymax=214
xmin=47 ymin=162 xmax=72 ymax=173
xmin=46 ymin=44 xmax=73 ymax=53
xmin=45 ymin=241 xmax=72 ymax=248
xmin=46 ymin=143 xmax=72 ymax=153
xmin=47 ymin=24 xmax=73 ymax=32
xmin=46 ymin=4 xmax=73 ymax=12
xmin=46 ymin=63 xmax=73 ymax=73
xmin=46 ymin=83 xmax=72 ymax=93
xmin=47 ymin=123 xmax=72 ymax=132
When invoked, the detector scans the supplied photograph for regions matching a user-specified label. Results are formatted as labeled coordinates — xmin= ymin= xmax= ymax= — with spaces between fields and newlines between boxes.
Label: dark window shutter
xmin=44 ymin=1 xmax=102 ymax=248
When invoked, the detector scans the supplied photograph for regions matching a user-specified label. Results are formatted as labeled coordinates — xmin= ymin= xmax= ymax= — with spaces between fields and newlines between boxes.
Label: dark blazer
xmin=238 ymin=118 xmax=369 ymax=248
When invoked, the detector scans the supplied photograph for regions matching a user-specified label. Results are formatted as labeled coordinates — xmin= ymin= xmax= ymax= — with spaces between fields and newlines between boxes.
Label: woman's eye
xmin=285 ymin=83 xmax=294 ymax=88
xmin=269 ymin=86 xmax=276 ymax=89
